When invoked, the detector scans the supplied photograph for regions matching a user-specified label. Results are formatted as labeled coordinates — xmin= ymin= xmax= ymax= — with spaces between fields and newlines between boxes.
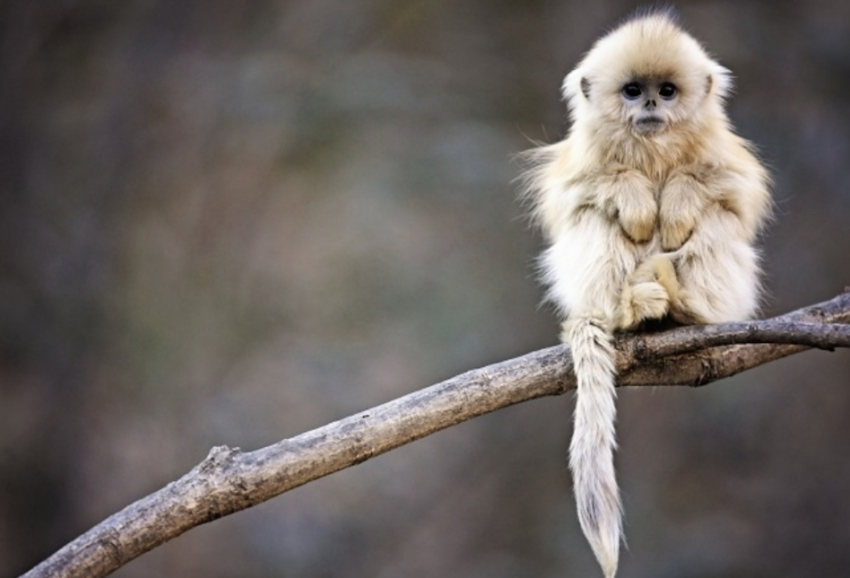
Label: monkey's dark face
xmin=619 ymin=78 xmax=679 ymax=135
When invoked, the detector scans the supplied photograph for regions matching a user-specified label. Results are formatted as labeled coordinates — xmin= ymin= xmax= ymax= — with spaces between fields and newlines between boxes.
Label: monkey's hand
xmin=616 ymin=190 xmax=657 ymax=243
xmin=600 ymin=170 xmax=657 ymax=243
xmin=658 ymin=171 xmax=711 ymax=251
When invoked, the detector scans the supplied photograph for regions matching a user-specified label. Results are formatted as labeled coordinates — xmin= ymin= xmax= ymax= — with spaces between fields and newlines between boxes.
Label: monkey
xmin=522 ymin=10 xmax=771 ymax=578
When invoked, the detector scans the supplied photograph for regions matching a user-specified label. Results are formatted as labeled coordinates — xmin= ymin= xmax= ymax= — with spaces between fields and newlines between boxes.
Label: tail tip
xmin=601 ymin=557 xmax=618 ymax=578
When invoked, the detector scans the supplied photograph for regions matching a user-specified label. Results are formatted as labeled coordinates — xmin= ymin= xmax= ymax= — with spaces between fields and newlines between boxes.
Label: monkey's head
xmin=563 ymin=11 xmax=731 ymax=140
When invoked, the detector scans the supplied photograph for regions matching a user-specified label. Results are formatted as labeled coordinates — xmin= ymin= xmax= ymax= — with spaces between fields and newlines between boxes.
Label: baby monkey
xmin=523 ymin=11 xmax=771 ymax=578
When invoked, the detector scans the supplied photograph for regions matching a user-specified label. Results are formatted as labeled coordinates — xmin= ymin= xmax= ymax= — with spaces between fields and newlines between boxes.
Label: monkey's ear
xmin=562 ymin=69 xmax=589 ymax=102
xmin=707 ymin=64 xmax=733 ymax=98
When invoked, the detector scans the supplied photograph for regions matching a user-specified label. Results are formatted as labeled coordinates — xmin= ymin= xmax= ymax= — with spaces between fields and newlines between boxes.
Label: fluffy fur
xmin=523 ymin=12 xmax=771 ymax=577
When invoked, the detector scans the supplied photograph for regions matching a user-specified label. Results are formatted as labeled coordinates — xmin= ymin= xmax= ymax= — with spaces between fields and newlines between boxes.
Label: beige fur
xmin=522 ymin=11 xmax=771 ymax=577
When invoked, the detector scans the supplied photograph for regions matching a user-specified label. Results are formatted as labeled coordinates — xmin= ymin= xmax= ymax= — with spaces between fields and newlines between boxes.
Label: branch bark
xmin=22 ymin=292 xmax=850 ymax=578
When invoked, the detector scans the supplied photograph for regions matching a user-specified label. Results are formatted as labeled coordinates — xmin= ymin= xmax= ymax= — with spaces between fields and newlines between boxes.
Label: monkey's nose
xmin=644 ymin=99 xmax=656 ymax=109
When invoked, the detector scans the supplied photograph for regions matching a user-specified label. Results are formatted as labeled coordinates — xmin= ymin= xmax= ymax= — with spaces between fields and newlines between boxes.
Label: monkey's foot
xmin=669 ymin=288 xmax=705 ymax=325
xmin=644 ymin=254 xmax=680 ymax=302
xmin=617 ymin=281 xmax=669 ymax=330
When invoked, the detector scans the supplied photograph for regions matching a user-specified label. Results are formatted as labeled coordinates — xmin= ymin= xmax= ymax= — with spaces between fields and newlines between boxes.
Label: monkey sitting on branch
xmin=522 ymin=10 xmax=771 ymax=578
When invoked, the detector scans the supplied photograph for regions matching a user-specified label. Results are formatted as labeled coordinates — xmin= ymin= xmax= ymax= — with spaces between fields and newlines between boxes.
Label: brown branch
xmin=21 ymin=292 xmax=850 ymax=578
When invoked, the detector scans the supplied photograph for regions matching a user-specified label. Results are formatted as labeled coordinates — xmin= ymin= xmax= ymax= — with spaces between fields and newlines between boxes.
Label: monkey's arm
xmin=538 ymin=170 xmax=668 ymax=330
xmin=659 ymin=155 xmax=769 ymax=250
xmin=572 ymin=169 xmax=658 ymax=243
xmin=717 ymin=147 xmax=772 ymax=242
xmin=659 ymin=161 xmax=769 ymax=323
xmin=656 ymin=154 xmax=770 ymax=323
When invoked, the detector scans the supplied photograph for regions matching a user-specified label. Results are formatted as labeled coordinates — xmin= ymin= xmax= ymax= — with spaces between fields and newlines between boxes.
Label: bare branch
xmin=21 ymin=292 xmax=850 ymax=578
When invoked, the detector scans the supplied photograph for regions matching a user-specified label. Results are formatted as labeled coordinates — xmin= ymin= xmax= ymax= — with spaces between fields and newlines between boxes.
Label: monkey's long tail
xmin=565 ymin=316 xmax=622 ymax=578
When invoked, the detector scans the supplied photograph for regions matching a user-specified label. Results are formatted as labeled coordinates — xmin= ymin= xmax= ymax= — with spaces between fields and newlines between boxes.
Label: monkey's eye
xmin=659 ymin=82 xmax=677 ymax=99
xmin=622 ymin=83 xmax=642 ymax=99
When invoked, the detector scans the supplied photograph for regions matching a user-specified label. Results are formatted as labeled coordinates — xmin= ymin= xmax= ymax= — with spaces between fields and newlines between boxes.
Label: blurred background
xmin=2 ymin=1 xmax=849 ymax=577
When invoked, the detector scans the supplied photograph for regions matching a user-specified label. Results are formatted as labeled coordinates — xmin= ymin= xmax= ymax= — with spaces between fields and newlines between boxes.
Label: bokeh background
xmin=3 ymin=1 xmax=850 ymax=577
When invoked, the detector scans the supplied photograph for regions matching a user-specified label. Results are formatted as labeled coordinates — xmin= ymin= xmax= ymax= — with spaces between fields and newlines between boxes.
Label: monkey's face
xmin=566 ymin=15 xmax=731 ymax=142
xmin=573 ymin=69 xmax=709 ymax=140
xmin=619 ymin=77 xmax=679 ymax=135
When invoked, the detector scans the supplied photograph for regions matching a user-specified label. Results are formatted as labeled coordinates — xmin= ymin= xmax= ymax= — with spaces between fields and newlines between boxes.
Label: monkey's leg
xmin=544 ymin=212 xmax=646 ymax=334
xmin=616 ymin=254 xmax=676 ymax=330
xmin=671 ymin=206 xmax=761 ymax=323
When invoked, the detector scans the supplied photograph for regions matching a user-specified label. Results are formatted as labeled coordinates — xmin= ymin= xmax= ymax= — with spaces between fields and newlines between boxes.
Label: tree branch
xmin=21 ymin=292 xmax=850 ymax=578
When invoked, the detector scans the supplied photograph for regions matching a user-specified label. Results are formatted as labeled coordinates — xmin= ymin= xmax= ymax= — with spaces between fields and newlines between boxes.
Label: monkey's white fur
xmin=523 ymin=12 xmax=771 ymax=578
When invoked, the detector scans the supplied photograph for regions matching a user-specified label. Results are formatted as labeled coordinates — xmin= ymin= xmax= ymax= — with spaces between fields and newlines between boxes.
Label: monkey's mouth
xmin=634 ymin=115 xmax=665 ymax=133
